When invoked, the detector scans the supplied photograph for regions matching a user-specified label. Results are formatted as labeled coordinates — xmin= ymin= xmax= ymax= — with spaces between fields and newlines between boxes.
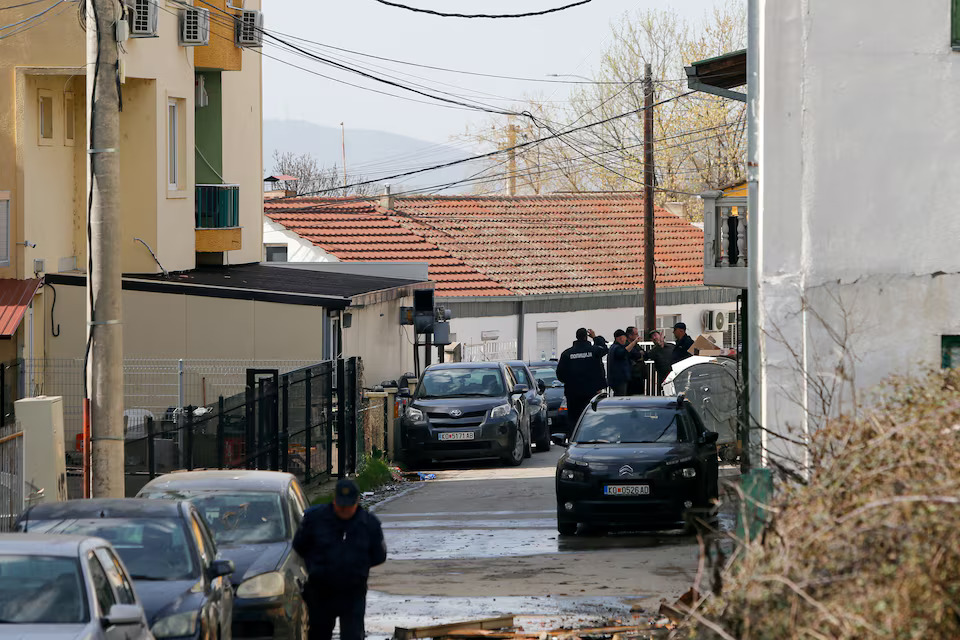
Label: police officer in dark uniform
xmin=293 ymin=478 xmax=387 ymax=640
xmin=556 ymin=328 xmax=609 ymax=436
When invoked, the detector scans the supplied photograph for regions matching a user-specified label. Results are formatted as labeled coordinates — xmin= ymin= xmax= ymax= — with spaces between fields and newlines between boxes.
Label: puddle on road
xmin=364 ymin=592 xmax=654 ymax=639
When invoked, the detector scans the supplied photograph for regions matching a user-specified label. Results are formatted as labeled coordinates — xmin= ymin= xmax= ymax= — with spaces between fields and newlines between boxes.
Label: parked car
xmin=527 ymin=361 xmax=567 ymax=436
xmin=505 ymin=360 xmax=550 ymax=451
xmin=399 ymin=362 xmax=532 ymax=467
xmin=0 ymin=533 xmax=154 ymax=638
xmin=138 ymin=470 xmax=310 ymax=640
xmin=17 ymin=499 xmax=235 ymax=640
xmin=555 ymin=393 xmax=719 ymax=535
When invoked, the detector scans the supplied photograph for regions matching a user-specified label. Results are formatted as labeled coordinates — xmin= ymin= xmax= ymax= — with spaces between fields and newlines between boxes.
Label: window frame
xmin=94 ymin=547 xmax=137 ymax=605
xmin=264 ymin=244 xmax=288 ymax=262
xmin=86 ymin=551 xmax=118 ymax=616
xmin=64 ymin=91 xmax=75 ymax=146
xmin=167 ymin=98 xmax=180 ymax=191
xmin=38 ymin=89 xmax=54 ymax=145
xmin=942 ymin=335 xmax=960 ymax=368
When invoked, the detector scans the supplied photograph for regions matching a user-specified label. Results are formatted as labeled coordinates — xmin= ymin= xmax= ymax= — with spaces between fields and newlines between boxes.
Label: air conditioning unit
xmin=179 ymin=7 xmax=210 ymax=46
xmin=235 ymin=9 xmax=263 ymax=47
xmin=124 ymin=0 xmax=158 ymax=37
xmin=702 ymin=309 xmax=727 ymax=332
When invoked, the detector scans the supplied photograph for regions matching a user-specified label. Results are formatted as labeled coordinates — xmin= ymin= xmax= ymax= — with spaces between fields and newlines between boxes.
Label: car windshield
xmin=529 ymin=366 xmax=559 ymax=385
xmin=141 ymin=490 xmax=288 ymax=545
xmin=509 ymin=366 xmax=532 ymax=386
xmin=0 ymin=555 xmax=89 ymax=624
xmin=573 ymin=407 xmax=679 ymax=444
xmin=27 ymin=518 xmax=197 ymax=581
xmin=415 ymin=368 xmax=505 ymax=398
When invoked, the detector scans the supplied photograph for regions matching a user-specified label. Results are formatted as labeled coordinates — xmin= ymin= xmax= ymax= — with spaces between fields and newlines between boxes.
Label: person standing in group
xmin=608 ymin=329 xmax=641 ymax=396
xmin=671 ymin=322 xmax=694 ymax=364
xmin=556 ymin=328 xmax=608 ymax=435
xmin=293 ymin=478 xmax=387 ymax=640
xmin=624 ymin=325 xmax=647 ymax=395
xmin=647 ymin=330 xmax=675 ymax=391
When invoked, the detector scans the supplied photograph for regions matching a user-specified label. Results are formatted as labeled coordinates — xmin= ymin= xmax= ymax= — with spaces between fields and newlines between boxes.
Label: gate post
xmin=304 ymin=368 xmax=312 ymax=484
xmin=281 ymin=376 xmax=289 ymax=473
xmin=337 ymin=359 xmax=346 ymax=477
xmin=216 ymin=395 xmax=225 ymax=469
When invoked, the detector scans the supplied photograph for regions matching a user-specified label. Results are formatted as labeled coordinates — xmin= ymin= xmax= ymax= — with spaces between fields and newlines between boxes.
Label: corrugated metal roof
xmin=0 ymin=278 xmax=41 ymax=338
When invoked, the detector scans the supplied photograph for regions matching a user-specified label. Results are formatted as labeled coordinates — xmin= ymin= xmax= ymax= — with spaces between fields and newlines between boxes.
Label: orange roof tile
xmin=264 ymin=194 xmax=704 ymax=297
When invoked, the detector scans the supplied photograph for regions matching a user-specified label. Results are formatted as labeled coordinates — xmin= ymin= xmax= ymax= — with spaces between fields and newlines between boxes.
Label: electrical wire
xmin=370 ymin=0 xmax=591 ymax=19
xmin=0 ymin=0 xmax=68 ymax=38
xmin=0 ymin=0 xmax=65 ymax=29
xmin=0 ymin=0 xmax=52 ymax=10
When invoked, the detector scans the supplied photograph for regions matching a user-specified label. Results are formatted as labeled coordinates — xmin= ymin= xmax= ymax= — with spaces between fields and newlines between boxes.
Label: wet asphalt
xmin=359 ymin=446 xmax=739 ymax=638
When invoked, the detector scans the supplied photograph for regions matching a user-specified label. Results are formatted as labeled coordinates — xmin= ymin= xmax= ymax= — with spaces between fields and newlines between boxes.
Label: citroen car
xmin=138 ymin=470 xmax=310 ymax=640
xmin=399 ymin=362 xmax=532 ymax=467
xmin=0 ymin=533 xmax=153 ymax=639
xmin=17 ymin=499 xmax=235 ymax=639
xmin=555 ymin=394 xmax=719 ymax=534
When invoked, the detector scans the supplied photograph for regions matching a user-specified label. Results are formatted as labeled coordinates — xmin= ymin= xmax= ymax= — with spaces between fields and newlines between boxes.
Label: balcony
xmin=702 ymin=191 xmax=747 ymax=289
xmin=195 ymin=184 xmax=241 ymax=252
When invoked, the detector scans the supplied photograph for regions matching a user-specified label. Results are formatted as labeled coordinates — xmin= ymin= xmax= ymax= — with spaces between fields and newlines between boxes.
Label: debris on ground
xmin=392 ymin=615 xmax=676 ymax=640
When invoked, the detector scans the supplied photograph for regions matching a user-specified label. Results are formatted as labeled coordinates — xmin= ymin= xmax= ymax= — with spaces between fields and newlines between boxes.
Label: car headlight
xmin=236 ymin=571 xmax=285 ymax=598
xmin=559 ymin=462 xmax=587 ymax=482
xmin=671 ymin=467 xmax=697 ymax=480
xmin=489 ymin=403 xmax=512 ymax=419
xmin=152 ymin=611 xmax=199 ymax=638
xmin=405 ymin=406 xmax=424 ymax=421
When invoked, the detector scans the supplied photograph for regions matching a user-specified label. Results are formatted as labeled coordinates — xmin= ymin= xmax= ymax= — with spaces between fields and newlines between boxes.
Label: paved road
xmin=363 ymin=447 xmax=720 ymax=637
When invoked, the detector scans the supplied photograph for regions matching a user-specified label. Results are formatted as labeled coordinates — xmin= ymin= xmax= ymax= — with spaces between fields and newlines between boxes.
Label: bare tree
xmin=270 ymin=150 xmax=382 ymax=197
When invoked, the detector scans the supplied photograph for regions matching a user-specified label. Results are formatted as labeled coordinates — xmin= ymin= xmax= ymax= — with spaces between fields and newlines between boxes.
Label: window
xmin=535 ymin=325 xmax=557 ymax=360
xmin=38 ymin=90 xmax=54 ymax=144
xmin=95 ymin=548 xmax=136 ymax=605
xmin=87 ymin=553 xmax=117 ymax=616
xmin=189 ymin=513 xmax=210 ymax=569
xmin=167 ymin=99 xmax=179 ymax=189
xmin=264 ymin=245 xmax=288 ymax=262
xmin=942 ymin=336 xmax=960 ymax=368
xmin=954 ymin=0 xmax=960 ymax=50
xmin=0 ymin=192 xmax=9 ymax=268
xmin=64 ymin=92 xmax=75 ymax=145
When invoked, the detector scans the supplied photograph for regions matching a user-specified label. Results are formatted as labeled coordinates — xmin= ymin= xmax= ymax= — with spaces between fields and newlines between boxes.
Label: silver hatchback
xmin=0 ymin=533 xmax=154 ymax=639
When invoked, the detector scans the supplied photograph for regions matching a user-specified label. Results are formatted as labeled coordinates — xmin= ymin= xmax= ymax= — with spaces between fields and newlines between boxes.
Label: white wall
xmin=450 ymin=301 xmax=737 ymax=361
xmin=263 ymin=218 xmax=338 ymax=262
xmin=757 ymin=1 xmax=960 ymax=466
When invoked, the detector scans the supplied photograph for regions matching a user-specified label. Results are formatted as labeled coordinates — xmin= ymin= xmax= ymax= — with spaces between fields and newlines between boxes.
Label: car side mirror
xmin=209 ymin=558 xmax=235 ymax=578
xmin=511 ymin=384 xmax=528 ymax=395
xmin=702 ymin=431 xmax=719 ymax=445
xmin=398 ymin=388 xmax=412 ymax=398
xmin=103 ymin=603 xmax=144 ymax=627
xmin=551 ymin=433 xmax=569 ymax=447
xmin=536 ymin=379 xmax=546 ymax=394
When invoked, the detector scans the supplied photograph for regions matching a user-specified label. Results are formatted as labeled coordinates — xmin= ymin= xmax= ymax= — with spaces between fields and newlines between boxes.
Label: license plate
xmin=604 ymin=484 xmax=650 ymax=496
xmin=439 ymin=431 xmax=475 ymax=441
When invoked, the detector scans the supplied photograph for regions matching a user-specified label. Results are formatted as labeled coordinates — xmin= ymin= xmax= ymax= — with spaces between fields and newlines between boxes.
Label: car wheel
xmin=503 ymin=427 xmax=524 ymax=466
xmin=536 ymin=421 xmax=551 ymax=451
xmin=557 ymin=519 xmax=577 ymax=535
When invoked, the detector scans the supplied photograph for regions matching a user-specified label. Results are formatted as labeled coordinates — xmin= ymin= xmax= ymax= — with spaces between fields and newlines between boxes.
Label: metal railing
xmin=0 ymin=425 xmax=24 ymax=531
xmin=463 ymin=341 xmax=518 ymax=363
xmin=195 ymin=184 xmax=240 ymax=228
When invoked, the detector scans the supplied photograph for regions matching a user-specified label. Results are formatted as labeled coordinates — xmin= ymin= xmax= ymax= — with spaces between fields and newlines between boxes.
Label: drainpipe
xmin=517 ymin=300 xmax=525 ymax=360
xmin=746 ymin=0 xmax=763 ymax=469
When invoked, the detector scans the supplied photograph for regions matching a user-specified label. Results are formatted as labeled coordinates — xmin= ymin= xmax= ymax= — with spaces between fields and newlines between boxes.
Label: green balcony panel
xmin=195 ymin=184 xmax=239 ymax=228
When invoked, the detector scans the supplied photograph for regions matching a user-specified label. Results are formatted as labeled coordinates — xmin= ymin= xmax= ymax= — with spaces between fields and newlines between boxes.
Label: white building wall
xmin=263 ymin=218 xmax=338 ymax=262
xmin=757 ymin=1 xmax=960 ymax=467
xmin=451 ymin=301 xmax=737 ymax=361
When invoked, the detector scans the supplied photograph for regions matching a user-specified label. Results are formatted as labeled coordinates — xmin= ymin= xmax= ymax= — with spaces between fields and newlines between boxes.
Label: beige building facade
xmin=0 ymin=0 xmax=264 ymax=370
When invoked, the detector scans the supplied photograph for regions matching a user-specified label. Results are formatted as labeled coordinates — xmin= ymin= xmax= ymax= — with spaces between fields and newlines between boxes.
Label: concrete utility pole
xmin=86 ymin=0 xmax=124 ymax=497
xmin=642 ymin=63 xmax=656 ymax=337
xmin=340 ymin=122 xmax=347 ymax=193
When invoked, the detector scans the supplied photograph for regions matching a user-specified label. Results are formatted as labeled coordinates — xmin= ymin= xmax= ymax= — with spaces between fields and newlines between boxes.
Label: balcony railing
xmin=702 ymin=191 xmax=747 ymax=288
xmin=195 ymin=184 xmax=239 ymax=228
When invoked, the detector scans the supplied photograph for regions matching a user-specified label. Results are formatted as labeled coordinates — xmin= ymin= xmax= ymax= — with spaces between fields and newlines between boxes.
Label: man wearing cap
xmin=608 ymin=329 xmax=641 ymax=396
xmin=556 ymin=328 xmax=609 ymax=435
xmin=671 ymin=322 xmax=694 ymax=364
xmin=293 ymin=478 xmax=387 ymax=640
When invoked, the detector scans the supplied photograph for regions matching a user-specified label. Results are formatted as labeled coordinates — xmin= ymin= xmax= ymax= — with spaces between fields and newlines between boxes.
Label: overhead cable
xmin=370 ymin=0 xmax=591 ymax=19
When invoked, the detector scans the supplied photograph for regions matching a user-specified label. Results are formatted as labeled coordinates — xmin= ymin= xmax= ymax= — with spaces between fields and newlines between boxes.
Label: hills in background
xmin=263 ymin=119 xmax=477 ymax=195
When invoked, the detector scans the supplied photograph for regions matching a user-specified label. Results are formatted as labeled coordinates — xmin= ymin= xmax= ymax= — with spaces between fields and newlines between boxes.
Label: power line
xmin=371 ymin=0 xmax=591 ymax=19
xmin=0 ymin=0 xmax=51 ymax=10
xmin=0 ymin=0 xmax=64 ymax=31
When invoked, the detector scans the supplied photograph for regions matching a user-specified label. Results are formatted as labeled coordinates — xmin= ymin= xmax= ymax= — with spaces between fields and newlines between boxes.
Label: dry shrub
xmin=686 ymin=368 xmax=960 ymax=639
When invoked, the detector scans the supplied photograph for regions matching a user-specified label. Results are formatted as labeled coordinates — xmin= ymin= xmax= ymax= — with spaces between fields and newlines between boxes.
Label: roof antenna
xmin=134 ymin=238 xmax=169 ymax=277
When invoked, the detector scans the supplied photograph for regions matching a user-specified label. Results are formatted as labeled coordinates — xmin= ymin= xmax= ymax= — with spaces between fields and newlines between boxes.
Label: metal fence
xmin=0 ymin=424 xmax=24 ymax=531
xmin=463 ymin=341 xmax=518 ymax=363
xmin=121 ymin=358 xmax=364 ymax=495
xmin=21 ymin=358 xmax=316 ymax=464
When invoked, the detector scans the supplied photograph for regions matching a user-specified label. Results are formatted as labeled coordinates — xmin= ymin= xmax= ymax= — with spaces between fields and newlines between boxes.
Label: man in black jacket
xmin=647 ymin=330 xmax=675 ymax=390
xmin=671 ymin=322 xmax=694 ymax=364
xmin=556 ymin=328 xmax=608 ymax=434
xmin=607 ymin=329 xmax=640 ymax=396
xmin=293 ymin=478 xmax=387 ymax=640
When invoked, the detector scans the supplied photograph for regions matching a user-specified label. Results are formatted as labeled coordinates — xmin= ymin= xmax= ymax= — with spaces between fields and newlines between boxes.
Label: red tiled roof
xmin=264 ymin=194 xmax=704 ymax=297
xmin=265 ymin=201 xmax=512 ymax=297
xmin=0 ymin=278 xmax=41 ymax=338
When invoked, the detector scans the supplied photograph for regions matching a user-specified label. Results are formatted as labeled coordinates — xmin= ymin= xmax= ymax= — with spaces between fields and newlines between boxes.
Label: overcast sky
xmin=262 ymin=0 xmax=719 ymax=145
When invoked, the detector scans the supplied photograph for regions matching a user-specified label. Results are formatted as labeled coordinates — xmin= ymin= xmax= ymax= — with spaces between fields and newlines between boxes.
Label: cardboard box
xmin=691 ymin=334 xmax=718 ymax=355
